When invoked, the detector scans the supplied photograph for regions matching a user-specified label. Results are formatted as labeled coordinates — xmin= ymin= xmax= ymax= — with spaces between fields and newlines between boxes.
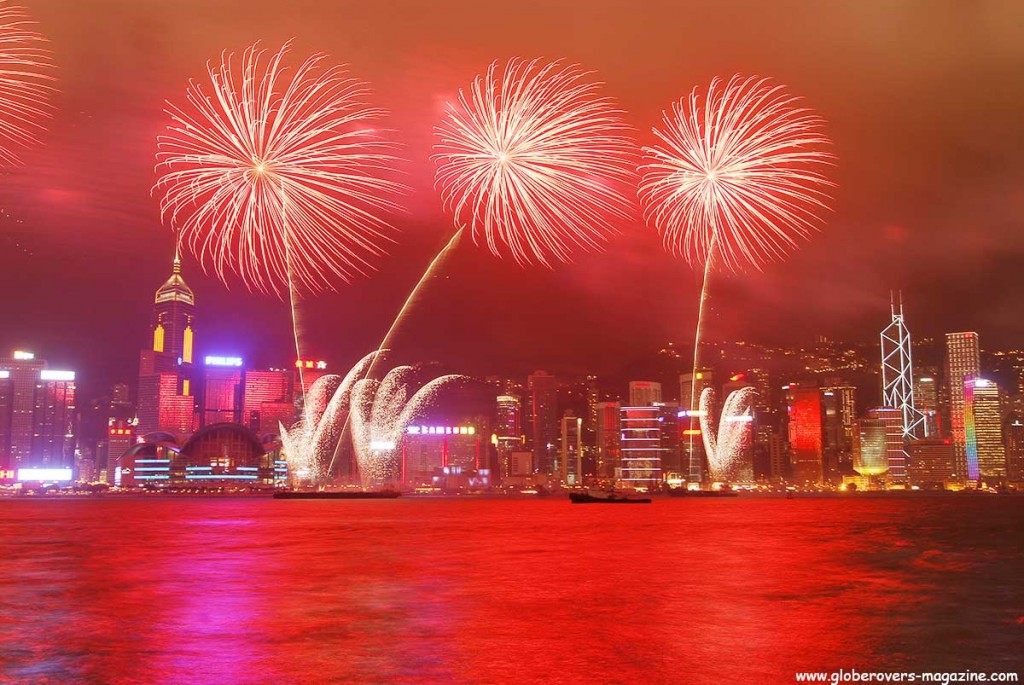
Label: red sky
xmin=2 ymin=0 xmax=1023 ymax=393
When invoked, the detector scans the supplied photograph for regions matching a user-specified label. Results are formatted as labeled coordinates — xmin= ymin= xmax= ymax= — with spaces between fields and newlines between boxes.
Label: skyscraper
xmin=527 ymin=371 xmax=558 ymax=474
xmin=495 ymin=394 xmax=523 ymax=478
xmin=786 ymin=384 xmax=823 ymax=484
xmin=964 ymin=378 xmax=1005 ymax=482
xmin=137 ymin=258 xmax=197 ymax=436
xmin=907 ymin=438 xmax=957 ymax=488
xmin=945 ymin=332 xmax=980 ymax=482
xmin=0 ymin=351 xmax=76 ymax=474
xmin=1003 ymin=414 xmax=1024 ymax=483
xmin=594 ymin=401 xmax=620 ymax=480
xmin=880 ymin=293 xmax=925 ymax=438
xmin=243 ymin=369 xmax=294 ymax=434
xmin=628 ymin=381 xmax=662 ymax=407
xmin=852 ymin=418 xmax=889 ymax=479
xmin=913 ymin=370 xmax=940 ymax=437
xmin=559 ymin=414 xmax=583 ymax=485
xmin=203 ymin=356 xmax=244 ymax=426
xmin=152 ymin=253 xmax=196 ymax=364
xmin=866 ymin=407 xmax=905 ymax=484
xmin=618 ymin=405 xmax=663 ymax=490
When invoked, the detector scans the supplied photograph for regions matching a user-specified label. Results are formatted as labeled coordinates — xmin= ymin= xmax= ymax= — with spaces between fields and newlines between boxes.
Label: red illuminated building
xmin=786 ymin=383 xmax=824 ymax=485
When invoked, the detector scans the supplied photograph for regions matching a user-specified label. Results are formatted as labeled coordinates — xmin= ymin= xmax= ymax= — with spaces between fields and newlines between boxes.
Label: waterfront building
xmin=617 ymin=405 xmax=663 ymax=490
xmin=963 ymin=378 xmax=1005 ymax=482
xmin=866 ymin=407 xmax=906 ymax=484
xmin=945 ymin=332 xmax=980 ymax=482
xmin=907 ymin=438 xmax=957 ymax=488
xmin=527 ymin=370 xmax=558 ymax=475
xmin=0 ymin=351 xmax=77 ymax=476
xmin=559 ymin=414 xmax=583 ymax=485
xmin=786 ymin=383 xmax=824 ymax=485
xmin=594 ymin=401 xmax=620 ymax=480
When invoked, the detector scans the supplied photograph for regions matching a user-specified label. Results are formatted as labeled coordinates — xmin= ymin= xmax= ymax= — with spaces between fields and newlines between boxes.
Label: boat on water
xmin=273 ymin=490 xmax=402 ymax=500
xmin=569 ymin=490 xmax=651 ymax=504
xmin=667 ymin=488 xmax=739 ymax=498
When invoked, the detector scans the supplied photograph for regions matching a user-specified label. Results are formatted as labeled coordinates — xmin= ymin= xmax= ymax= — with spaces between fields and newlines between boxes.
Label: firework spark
xmin=699 ymin=386 xmax=755 ymax=482
xmin=349 ymin=366 xmax=464 ymax=488
xmin=281 ymin=351 xmax=376 ymax=485
xmin=434 ymin=58 xmax=636 ymax=267
xmin=0 ymin=1 xmax=55 ymax=167
xmin=155 ymin=41 xmax=405 ymax=298
xmin=639 ymin=75 xmax=834 ymax=273
xmin=641 ymin=75 xmax=835 ymax=488
xmin=281 ymin=354 xmax=464 ymax=488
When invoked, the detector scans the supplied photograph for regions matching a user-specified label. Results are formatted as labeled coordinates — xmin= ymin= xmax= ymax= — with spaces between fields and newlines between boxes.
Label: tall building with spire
xmin=137 ymin=255 xmax=197 ymax=436
xmin=151 ymin=253 xmax=196 ymax=364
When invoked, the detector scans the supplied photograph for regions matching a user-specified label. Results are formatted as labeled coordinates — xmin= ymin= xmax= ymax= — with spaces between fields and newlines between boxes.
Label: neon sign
xmin=205 ymin=356 xmax=243 ymax=367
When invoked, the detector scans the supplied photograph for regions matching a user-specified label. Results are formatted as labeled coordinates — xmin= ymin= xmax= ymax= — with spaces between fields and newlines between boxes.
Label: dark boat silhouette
xmin=569 ymin=490 xmax=651 ymax=504
xmin=667 ymin=488 xmax=738 ymax=498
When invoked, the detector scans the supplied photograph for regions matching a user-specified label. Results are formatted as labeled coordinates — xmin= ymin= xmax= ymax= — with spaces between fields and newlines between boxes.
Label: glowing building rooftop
xmin=155 ymin=254 xmax=195 ymax=306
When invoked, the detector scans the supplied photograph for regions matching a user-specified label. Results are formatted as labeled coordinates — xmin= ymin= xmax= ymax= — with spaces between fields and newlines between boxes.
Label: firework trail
xmin=639 ymin=75 xmax=834 ymax=485
xmin=361 ymin=58 xmax=636 ymax=384
xmin=0 ymin=1 xmax=55 ymax=167
xmin=155 ymin=41 xmax=405 ymax=449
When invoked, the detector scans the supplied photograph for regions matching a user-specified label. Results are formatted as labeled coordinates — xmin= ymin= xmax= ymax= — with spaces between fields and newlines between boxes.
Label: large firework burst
xmin=639 ymin=75 xmax=833 ymax=272
xmin=154 ymin=41 xmax=405 ymax=298
xmin=434 ymin=58 xmax=636 ymax=267
xmin=0 ymin=0 xmax=55 ymax=167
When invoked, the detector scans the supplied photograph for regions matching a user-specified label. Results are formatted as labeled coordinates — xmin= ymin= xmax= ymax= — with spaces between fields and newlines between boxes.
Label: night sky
xmin=2 ymin=0 xmax=1023 ymax=398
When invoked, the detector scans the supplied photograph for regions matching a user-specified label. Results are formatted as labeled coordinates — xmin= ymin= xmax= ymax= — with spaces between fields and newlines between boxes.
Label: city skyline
xmin=2 ymin=0 xmax=1023 ymax=403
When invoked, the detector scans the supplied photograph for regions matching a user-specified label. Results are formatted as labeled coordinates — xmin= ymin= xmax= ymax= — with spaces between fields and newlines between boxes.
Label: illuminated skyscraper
xmin=852 ymin=418 xmax=888 ymax=478
xmin=1003 ymin=413 xmax=1024 ymax=483
xmin=618 ymin=405 xmax=663 ymax=489
xmin=913 ymin=370 xmax=940 ymax=437
xmin=628 ymin=381 xmax=662 ymax=407
xmin=137 ymin=257 xmax=197 ymax=436
xmin=151 ymin=254 xmax=196 ymax=364
xmin=293 ymin=359 xmax=329 ymax=405
xmin=32 ymin=370 xmax=77 ymax=469
xmin=0 ymin=369 xmax=10 ymax=476
xmin=203 ymin=356 xmax=244 ymax=426
xmin=866 ymin=407 xmax=905 ymax=483
xmin=822 ymin=385 xmax=856 ymax=480
xmin=880 ymin=293 xmax=925 ymax=438
xmin=0 ymin=352 xmax=77 ymax=473
xmin=945 ymin=332 xmax=980 ymax=482
xmin=100 ymin=423 xmax=135 ymax=484
xmin=527 ymin=370 xmax=558 ymax=474
xmin=243 ymin=369 xmax=294 ymax=434
xmin=594 ymin=401 xmax=620 ymax=479
xmin=495 ymin=394 xmax=523 ymax=478
xmin=964 ymin=378 xmax=1005 ymax=482
xmin=786 ymin=384 xmax=823 ymax=484
xmin=559 ymin=414 xmax=583 ymax=485
xmin=137 ymin=372 xmax=194 ymax=435
xmin=907 ymin=438 xmax=957 ymax=488
xmin=657 ymin=402 xmax=683 ymax=478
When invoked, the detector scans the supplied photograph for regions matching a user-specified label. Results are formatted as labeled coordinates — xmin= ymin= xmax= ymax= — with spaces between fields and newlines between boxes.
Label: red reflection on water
xmin=1 ymin=498 xmax=1022 ymax=684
